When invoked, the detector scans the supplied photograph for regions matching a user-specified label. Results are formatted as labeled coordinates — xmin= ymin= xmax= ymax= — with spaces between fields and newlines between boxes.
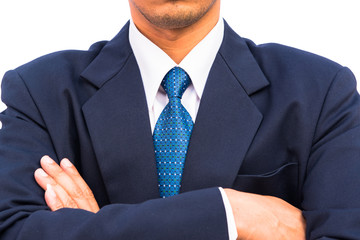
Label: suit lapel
xmin=181 ymin=22 xmax=269 ymax=192
xmin=81 ymin=23 xmax=159 ymax=203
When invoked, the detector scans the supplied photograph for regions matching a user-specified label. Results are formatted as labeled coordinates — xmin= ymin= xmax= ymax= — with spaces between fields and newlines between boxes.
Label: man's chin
xmin=146 ymin=12 xmax=202 ymax=30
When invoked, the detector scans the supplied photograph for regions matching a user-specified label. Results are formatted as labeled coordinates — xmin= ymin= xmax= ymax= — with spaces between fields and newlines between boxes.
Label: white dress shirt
xmin=129 ymin=18 xmax=237 ymax=240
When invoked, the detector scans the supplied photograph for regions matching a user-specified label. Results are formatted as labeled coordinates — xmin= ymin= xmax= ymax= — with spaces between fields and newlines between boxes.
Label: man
xmin=0 ymin=0 xmax=359 ymax=239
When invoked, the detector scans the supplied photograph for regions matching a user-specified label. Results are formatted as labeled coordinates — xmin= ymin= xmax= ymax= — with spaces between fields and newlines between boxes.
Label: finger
xmin=60 ymin=158 xmax=99 ymax=213
xmin=35 ymin=168 xmax=78 ymax=209
xmin=45 ymin=184 xmax=64 ymax=211
xmin=40 ymin=156 xmax=91 ymax=210
xmin=34 ymin=168 xmax=54 ymax=190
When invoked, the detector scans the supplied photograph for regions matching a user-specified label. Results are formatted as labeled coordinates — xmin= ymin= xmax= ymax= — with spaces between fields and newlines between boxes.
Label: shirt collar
xmin=129 ymin=17 xmax=224 ymax=110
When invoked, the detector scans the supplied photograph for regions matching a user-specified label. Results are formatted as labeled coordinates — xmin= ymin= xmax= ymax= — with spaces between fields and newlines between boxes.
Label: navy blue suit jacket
xmin=0 ymin=21 xmax=360 ymax=239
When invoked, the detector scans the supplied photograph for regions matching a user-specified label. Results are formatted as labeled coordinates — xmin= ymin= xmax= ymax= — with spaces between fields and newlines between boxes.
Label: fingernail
xmin=42 ymin=155 xmax=54 ymax=165
xmin=61 ymin=158 xmax=73 ymax=168
xmin=37 ymin=168 xmax=48 ymax=177
xmin=46 ymin=184 xmax=56 ymax=198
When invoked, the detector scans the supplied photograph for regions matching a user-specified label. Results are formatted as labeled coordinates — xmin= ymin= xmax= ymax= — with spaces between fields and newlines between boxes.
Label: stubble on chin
xmin=149 ymin=11 xmax=200 ymax=29
xmin=134 ymin=1 xmax=216 ymax=30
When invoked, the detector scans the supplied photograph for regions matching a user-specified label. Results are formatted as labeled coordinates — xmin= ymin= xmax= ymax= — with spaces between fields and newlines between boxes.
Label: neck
xmin=130 ymin=1 xmax=220 ymax=64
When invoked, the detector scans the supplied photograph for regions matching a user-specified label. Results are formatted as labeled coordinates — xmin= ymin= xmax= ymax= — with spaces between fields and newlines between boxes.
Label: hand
xmin=224 ymin=189 xmax=305 ymax=240
xmin=34 ymin=155 xmax=99 ymax=213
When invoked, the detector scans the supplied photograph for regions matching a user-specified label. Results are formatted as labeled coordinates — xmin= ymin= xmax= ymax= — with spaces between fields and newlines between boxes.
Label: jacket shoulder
xmin=14 ymin=40 xmax=108 ymax=85
xmin=245 ymin=39 xmax=343 ymax=79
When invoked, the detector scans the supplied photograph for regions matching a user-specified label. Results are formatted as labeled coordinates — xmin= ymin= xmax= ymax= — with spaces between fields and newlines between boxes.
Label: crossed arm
xmin=34 ymin=155 xmax=306 ymax=239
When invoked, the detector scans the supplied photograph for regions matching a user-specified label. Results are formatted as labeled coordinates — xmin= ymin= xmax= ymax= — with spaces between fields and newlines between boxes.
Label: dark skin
xmin=34 ymin=1 xmax=306 ymax=239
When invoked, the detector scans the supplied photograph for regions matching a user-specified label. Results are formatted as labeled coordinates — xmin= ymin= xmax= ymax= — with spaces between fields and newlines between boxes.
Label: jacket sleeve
xmin=302 ymin=67 xmax=360 ymax=239
xmin=0 ymin=70 xmax=229 ymax=240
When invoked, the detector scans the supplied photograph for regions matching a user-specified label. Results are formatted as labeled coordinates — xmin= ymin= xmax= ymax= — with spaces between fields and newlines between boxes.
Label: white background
xmin=0 ymin=0 xmax=359 ymax=112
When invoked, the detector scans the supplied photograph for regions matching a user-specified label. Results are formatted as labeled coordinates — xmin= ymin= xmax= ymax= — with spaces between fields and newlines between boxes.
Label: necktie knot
xmin=162 ymin=67 xmax=191 ymax=99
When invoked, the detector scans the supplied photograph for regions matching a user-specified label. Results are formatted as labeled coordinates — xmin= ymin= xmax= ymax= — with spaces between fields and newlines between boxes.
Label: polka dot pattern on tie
xmin=153 ymin=67 xmax=194 ymax=198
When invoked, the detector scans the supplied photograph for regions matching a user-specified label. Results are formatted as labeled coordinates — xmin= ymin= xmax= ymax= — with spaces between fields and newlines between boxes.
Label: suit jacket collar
xmin=81 ymin=22 xmax=133 ymax=88
xmin=219 ymin=21 xmax=269 ymax=95
xmin=81 ymin=21 xmax=269 ymax=93
xmin=80 ymin=20 xmax=269 ymax=202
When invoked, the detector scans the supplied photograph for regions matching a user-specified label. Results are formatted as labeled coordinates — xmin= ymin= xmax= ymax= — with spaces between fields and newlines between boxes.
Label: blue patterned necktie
xmin=153 ymin=67 xmax=194 ymax=198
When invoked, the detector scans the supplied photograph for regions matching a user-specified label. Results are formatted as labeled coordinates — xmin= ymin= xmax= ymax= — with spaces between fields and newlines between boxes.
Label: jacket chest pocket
xmin=232 ymin=162 xmax=300 ymax=207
